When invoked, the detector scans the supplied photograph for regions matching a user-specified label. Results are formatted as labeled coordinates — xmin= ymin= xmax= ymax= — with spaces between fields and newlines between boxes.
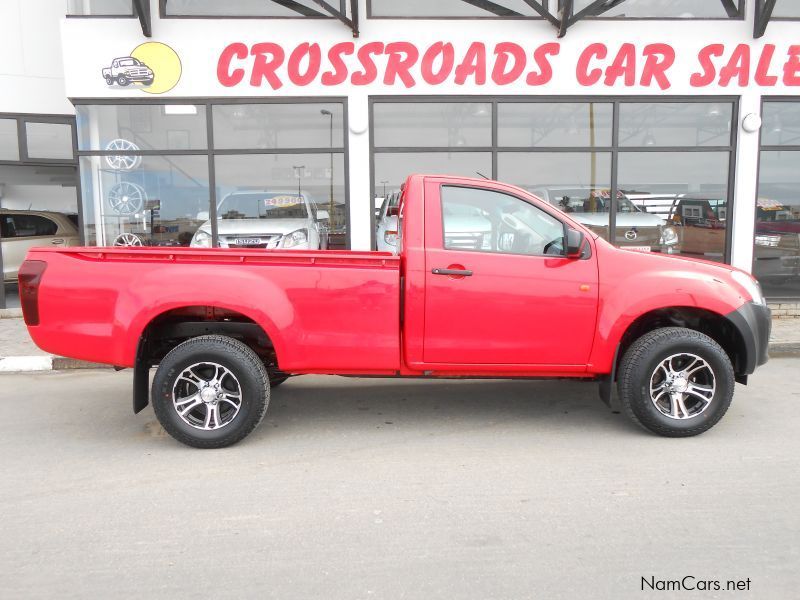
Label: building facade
xmin=2 ymin=0 xmax=800 ymax=307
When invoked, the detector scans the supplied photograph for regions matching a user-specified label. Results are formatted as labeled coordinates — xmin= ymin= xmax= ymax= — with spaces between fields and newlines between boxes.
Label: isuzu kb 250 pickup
xmin=19 ymin=175 xmax=770 ymax=448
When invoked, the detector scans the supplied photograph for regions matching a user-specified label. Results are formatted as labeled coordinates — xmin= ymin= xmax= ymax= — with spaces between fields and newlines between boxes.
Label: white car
xmin=375 ymin=191 xmax=401 ymax=252
xmin=1 ymin=210 xmax=81 ymax=282
xmin=190 ymin=191 xmax=328 ymax=250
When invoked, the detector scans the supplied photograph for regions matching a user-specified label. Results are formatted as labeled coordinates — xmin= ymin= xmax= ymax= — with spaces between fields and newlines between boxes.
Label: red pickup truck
xmin=19 ymin=175 xmax=770 ymax=448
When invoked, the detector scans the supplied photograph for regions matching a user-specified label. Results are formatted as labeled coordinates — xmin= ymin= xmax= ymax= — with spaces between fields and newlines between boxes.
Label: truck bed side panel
xmin=26 ymin=248 xmax=401 ymax=372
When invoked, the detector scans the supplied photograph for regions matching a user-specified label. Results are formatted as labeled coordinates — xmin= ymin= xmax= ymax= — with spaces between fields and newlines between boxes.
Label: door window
xmin=6 ymin=214 xmax=58 ymax=237
xmin=441 ymin=186 xmax=564 ymax=256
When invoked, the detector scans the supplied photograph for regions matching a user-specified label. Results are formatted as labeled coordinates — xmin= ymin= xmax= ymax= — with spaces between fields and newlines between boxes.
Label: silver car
xmin=191 ymin=191 xmax=328 ymax=250
xmin=1 ymin=210 xmax=80 ymax=282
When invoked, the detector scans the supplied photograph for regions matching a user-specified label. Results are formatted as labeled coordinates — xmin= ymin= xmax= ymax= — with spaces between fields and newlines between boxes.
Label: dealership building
xmin=1 ymin=1 xmax=800 ymax=310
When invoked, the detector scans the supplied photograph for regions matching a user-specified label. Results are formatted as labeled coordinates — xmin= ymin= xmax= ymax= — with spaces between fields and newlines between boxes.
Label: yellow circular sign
xmin=131 ymin=42 xmax=182 ymax=94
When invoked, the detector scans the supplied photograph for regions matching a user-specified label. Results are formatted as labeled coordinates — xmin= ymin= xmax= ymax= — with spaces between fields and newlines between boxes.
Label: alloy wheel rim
xmin=649 ymin=353 xmax=716 ymax=420
xmin=172 ymin=362 xmax=243 ymax=430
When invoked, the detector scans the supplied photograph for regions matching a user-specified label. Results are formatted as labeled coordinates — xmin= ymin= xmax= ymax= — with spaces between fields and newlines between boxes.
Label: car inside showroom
xmin=1 ymin=0 xmax=799 ymax=309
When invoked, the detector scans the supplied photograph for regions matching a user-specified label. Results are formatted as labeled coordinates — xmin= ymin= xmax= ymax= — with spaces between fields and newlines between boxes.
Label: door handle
xmin=432 ymin=268 xmax=473 ymax=276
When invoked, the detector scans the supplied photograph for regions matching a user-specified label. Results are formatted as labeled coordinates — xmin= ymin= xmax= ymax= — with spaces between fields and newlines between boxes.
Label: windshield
xmin=119 ymin=59 xmax=140 ymax=67
xmin=544 ymin=189 xmax=640 ymax=214
xmin=218 ymin=193 xmax=310 ymax=220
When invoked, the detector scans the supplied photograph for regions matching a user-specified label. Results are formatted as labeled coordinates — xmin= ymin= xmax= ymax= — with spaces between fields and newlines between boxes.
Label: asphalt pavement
xmin=1 ymin=362 xmax=798 ymax=599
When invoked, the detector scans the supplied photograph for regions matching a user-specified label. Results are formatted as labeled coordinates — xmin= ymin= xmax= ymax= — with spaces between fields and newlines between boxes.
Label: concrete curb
xmin=0 ymin=343 xmax=798 ymax=373
xmin=0 ymin=356 xmax=111 ymax=372
xmin=0 ymin=308 xmax=23 ymax=319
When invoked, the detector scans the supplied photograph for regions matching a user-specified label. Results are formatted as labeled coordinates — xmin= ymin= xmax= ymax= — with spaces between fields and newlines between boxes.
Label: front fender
xmin=589 ymin=249 xmax=750 ymax=373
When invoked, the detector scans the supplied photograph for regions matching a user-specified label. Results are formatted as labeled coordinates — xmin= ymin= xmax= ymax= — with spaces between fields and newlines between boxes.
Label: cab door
xmin=422 ymin=181 xmax=599 ymax=367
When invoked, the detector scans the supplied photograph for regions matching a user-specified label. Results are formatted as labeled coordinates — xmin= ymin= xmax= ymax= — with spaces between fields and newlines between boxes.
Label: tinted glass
xmin=76 ymin=105 xmax=208 ymax=151
xmin=761 ymin=101 xmax=800 ymax=146
xmin=498 ymin=151 xmax=612 ymax=240
xmin=79 ymin=155 xmax=210 ymax=247
xmin=25 ymin=122 xmax=74 ymax=160
xmin=67 ymin=0 xmax=132 ymax=15
xmin=441 ymin=186 xmax=564 ymax=256
xmin=214 ymin=154 xmax=346 ymax=248
xmin=753 ymin=150 xmax=800 ymax=299
xmin=8 ymin=214 xmax=58 ymax=237
xmin=370 ymin=0 xmax=547 ymax=17
xmin=373 ymin=103 xmax=491 ymax=148
xmin=498 ymin=103 xmax=612 ymax=147
xmin=618 ymin=152 xmax=730 ymax=260
xmin=166 ymin=0 xmax=332 ymax=16
xmin=774 ymin=1 xmax=800 ymax=17
xmin=0 ymin=119 xmax=18 ymax=161
xmin=573 ymin=0 xmax=741 ymax=18
xmin=213 ymin=103 xmax=344 ymax=150
xmin=619 ymin=102 xmax=733 ymax=147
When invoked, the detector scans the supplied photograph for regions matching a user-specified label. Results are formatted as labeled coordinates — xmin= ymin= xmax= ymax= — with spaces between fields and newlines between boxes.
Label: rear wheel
xmin=618 ymin=327 xmax=735 ymax=437
xmin=151 ymin=335 xmax=270 ymax=448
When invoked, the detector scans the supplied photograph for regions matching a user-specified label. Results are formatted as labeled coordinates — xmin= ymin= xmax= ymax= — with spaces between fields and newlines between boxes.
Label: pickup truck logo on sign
xmin=102 ymin=42 xmax=182 ymax=94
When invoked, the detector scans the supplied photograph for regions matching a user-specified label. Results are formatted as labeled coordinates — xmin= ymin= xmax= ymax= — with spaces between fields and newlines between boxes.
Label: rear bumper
xmin=725 ymin=301 xmax=771 ymax=376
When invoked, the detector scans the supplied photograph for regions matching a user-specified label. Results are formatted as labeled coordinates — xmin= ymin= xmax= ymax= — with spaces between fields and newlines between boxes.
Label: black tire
xmin=105 ymin=75 xmax=114 ymax=85
xmin=143 ymin=78 xmax=153 ymax=86
xmin=151 ymin=335 xmax=270 ymax=449
xmin=117 ymin=74 xmax=129 ymax=86
xmin=618 ymin=327 xmax=735 ymax=437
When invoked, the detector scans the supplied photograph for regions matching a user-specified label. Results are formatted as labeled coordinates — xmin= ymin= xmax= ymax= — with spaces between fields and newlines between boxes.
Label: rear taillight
xmin=18 ymin=260 xmax=47 ymax=326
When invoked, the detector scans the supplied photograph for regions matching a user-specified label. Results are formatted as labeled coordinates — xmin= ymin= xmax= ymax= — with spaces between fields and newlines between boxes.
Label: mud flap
xmin=598 ymin=344 xmax=622 ymax=413
xmin=133 ymin=337 xmax=150 ymax=414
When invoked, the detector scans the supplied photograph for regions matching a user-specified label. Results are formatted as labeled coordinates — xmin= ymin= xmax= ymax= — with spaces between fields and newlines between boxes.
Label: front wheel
xmin=618 ymin=327 xmax=735 ymax=437
xmin=117 ymin=74 xmax=130 ymax=86
xmin=151 ymin=335 xmax=270 ymax=448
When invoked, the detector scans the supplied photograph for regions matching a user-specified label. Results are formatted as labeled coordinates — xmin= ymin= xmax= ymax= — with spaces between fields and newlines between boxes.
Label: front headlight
xmin=731 ymin=271 xmax=766 ymax=306
xmin=282 ymin=229 xmax=308 ymax=248
xmin=190 ymin=229 xmax=211 ymax=248
xmin=660 ymin=226 xmax=679 ymax=246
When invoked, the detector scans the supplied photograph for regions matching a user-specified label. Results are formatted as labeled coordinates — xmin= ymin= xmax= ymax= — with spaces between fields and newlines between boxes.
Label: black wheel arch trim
xmin=724 ymin=301 xmax=771 ymax=378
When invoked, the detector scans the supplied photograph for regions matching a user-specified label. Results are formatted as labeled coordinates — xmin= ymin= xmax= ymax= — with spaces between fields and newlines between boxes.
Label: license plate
xmin=626 ymin=246 xmax=652 ymax=252
xmin=235 ymin=238 xmax=261 ymax=245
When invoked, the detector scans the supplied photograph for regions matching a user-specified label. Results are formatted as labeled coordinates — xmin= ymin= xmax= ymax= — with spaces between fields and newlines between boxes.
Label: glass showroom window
xmin=211 ymin=102 xmax=346 ymax=249
xmin=369 ymin=0 xmax=549 ymax=18
xmin=773 ymin=0 xmax=800 ymax=18
xmin=163 ymin=0 xmax=337 ymax=17
xmin=76 ymin=104 xmax=210 ymax=247
xmin=76 ymin=101 xmax=348 ymax=249
xmin=571 ymin=0 xmax=743 ymax=18
xmin=67 ymin=0 xmax=133 ymax=16
xmin=755 ymin=101 xmax=800 ymax=300
xmin=371 ymin=98 xmax=735 ymax=257
xmin=616 ymin=101 xmax=735 ymax=261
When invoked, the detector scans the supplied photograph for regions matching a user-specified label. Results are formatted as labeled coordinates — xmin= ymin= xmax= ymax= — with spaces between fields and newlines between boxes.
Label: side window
xmin=11 ymin=214 xmax=58 ymax=237
xmin=441 ymin=186 xmax=565 ymax=256
xmin=0 ymin=215 xmax=14 ymax=238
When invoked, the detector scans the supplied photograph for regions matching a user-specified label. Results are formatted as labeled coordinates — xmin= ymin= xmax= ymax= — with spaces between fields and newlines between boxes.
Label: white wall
xmin=0 ymin=0 xmax=73 ymax=115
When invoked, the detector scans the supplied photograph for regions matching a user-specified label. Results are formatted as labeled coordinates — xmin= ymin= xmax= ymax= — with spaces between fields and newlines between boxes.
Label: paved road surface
xmin=1 ymin=361 xmax=798 ymax=599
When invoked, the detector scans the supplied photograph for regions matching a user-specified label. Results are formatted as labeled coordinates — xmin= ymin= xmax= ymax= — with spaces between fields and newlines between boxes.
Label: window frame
xmin=370 ymin=95 xmax=739 ymax=263
xmin=367 ymin=0 xmax=552 ymax=20
xmin=72 ymin=97 xmax=350 ymax=249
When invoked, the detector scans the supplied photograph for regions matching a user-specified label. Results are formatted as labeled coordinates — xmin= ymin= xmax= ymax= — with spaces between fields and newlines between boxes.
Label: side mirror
xmin=316 ymin=209 xmax=329 ymax=221
xmin=196 ymin=211 xmax=209 ymax=221
xmin=566 ymin=228 xmax=585 ymax=258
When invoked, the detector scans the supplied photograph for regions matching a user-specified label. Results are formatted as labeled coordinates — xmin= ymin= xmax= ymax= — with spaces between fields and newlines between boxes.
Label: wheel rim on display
xmin=105 ymin=139 xmax=141 ymax=171
xmin=113 ymin=233 xmax=143 ymax=246
xmin=172 ymin=362 xmax=243 ymax=431
xmin=108 ymin=181 xmax=146 ymax=215
xmin=649 ymin=353 xmax=716 ymax=420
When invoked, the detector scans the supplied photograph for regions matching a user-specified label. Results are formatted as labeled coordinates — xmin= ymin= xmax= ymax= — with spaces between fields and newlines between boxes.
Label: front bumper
xmin=725 ymin=301 xmax=771 ymax=376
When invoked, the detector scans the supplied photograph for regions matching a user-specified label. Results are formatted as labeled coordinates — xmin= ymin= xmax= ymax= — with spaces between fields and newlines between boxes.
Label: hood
xmin=198 ymin=218 xmax=311 ymax=236
xmin=570 ymin=212 xmax=665 ymax=228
